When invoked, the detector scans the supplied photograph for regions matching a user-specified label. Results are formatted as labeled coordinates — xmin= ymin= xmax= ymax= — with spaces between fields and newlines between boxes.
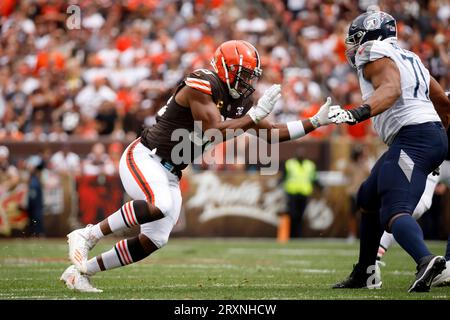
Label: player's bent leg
xmin=68 ymin=199 xmax=166 ymax=271
xmin=375 ymin=127 xmax=447 ymax=292
xmin=82 ymin=234 xmax=159 ymax=275
xmin=387 ymin=211 xmax=446 ymax=292
xmin=80 ymin=171 xmax=182 ymax=279
xmin=377 ymin=173 xmax=438 ymax=261
xmin=82 ymin=201 xmax=179 ymax=276
xmin=67 ymin=139 xmax=173 ymax=272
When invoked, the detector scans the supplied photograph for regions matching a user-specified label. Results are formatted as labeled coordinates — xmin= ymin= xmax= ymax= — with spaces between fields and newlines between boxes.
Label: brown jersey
xmin=140 ymin=68 xmax=253 ymax=170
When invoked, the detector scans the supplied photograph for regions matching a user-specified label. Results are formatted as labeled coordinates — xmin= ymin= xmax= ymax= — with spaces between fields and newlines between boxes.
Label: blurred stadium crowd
xmin=0 ymin=0 xmax=449 ymax=236
xmin=1 ymin=0 xmax=448 ymax=144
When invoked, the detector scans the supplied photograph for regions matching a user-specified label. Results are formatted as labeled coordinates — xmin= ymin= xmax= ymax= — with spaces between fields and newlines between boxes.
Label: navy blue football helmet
xmin=345 ymin=8 xmax=397 ymax=68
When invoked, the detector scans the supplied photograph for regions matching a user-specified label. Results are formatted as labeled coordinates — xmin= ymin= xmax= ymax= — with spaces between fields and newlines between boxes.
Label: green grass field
xmin=0 ymin=238 xmax=448 ymax=300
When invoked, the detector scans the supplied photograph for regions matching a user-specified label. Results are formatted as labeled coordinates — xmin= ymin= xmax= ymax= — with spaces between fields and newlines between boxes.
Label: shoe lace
xmin=81 ymin=225 xmax=98 ymax=251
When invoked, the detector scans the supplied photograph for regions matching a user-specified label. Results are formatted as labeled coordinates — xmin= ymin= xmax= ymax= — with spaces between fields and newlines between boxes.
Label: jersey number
xmin=400 ymin=53 xmax=429 ymax=99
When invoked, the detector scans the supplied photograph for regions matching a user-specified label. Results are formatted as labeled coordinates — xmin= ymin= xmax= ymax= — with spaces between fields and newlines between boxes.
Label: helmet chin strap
xmin=229 ymin=89 xmax=241 ymax=99
xmin=221 ymin=56 xmax=243 ymax=99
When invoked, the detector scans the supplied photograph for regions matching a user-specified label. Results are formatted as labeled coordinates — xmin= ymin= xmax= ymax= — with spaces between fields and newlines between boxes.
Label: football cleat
xmin=67 ymin=224 xmax=99 ymax=271
xmin=332 ymin=263 xmax=382 ymax=289
xmin=408 ymin=255 xmax=446 ymax=292
xmin=60 ymin=265 xmax=103 ymax=293
xmin=431 ymin=260 xmax=450 ymax=287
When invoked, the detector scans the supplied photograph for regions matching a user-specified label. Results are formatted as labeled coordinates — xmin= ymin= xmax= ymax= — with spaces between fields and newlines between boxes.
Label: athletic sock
xmin=90 ymin=223 xmax=104 ymax=240
xmin=107 ymin=200 xmax=153 ymax=233
xmin=391 ymin=214 xmax=431 ymax=264
xmin=94 ymin=239 xmax=134 ymax=273
xmin=358 ymin=212 xmax=383 ymax=270
xmin=107 ymin=201 xmax=140 ymax=233
xmin=86 ymin=237 xmax=150 ymax=274
xmin=85 ymin=257 xmax=101 ymax=275
xmin=377 ymin=231 xmax=395 ymax=260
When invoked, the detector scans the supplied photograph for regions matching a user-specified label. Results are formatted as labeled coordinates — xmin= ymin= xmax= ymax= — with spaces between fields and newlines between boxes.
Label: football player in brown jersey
xmin=60 ymin=40 xmax=339 ymax=292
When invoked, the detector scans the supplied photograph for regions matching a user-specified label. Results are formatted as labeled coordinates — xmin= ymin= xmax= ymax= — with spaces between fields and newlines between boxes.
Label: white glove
xmin=248 ymin=84 xmax=281 ymax=124
xmin=309 ymin=97 xmax=340 ymax=128
xmin=328 ymin=105 xmax=357 ymax=125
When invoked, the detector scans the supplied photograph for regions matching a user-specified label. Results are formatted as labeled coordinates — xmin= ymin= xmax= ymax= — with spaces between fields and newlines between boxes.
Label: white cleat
xmin=67 ymin=224 xmax=98 ymax=271
xmin=60 ymin=265 xmax=103 ymax=293
xmin=60 ymin=265 xmax=77 ymax=290
xmin=432 ymin=261 xmax=450 ymax=287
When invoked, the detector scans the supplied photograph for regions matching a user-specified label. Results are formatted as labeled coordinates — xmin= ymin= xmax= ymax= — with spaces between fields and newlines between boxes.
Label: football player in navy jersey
xmin=329 ymin=8 xmax=450 ymax=292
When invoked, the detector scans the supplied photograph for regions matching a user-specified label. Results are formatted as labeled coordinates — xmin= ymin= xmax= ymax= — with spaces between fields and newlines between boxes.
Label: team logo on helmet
xmin=363 ymin=13 xmax=382 ymax=30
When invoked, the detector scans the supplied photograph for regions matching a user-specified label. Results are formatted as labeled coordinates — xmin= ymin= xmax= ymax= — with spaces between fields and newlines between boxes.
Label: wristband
xmin=348 ymin=104 xmax=371 ymax=123
xmin=248 ymin=107 xmax=259 ymax=124
xmin=287 ymin=120 xmax=305 ymax=139
xmin=309 ymin=116 xmax=320 ymax=129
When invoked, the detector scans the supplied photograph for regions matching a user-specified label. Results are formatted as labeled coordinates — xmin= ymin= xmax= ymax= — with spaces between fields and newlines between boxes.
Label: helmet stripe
xmin=245 ymin=42 xmax=260 ymax=69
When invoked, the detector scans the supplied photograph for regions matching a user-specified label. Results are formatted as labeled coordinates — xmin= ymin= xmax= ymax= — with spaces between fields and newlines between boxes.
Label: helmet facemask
xmin=231 ymin=65 xmax=262 ymax=99
xmin=211 ymin=54 xmax=262 ymax=99
xmin=345 ymin=30 xmax=366 ymax=68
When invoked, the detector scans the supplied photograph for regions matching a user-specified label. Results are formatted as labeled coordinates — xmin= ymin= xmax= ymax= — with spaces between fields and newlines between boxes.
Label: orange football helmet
xmin=211 ymin=40 xmax=262 ymax=99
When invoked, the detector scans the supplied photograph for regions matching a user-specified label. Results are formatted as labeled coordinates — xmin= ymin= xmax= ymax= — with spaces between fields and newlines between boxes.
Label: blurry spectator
xmin=0 ymin=0 xmax=446 ymax=152
xmin=75 ymin=76 xmax=116 ymax=120
xmin=50 ymin=145 xmax=81 ymax=176
xmin=26 ymin=155 xmax=45 ymax=237
xmin=82 ymin=142 xmax=116 ymax=176
xmin=108 ymin=141 xmax=124 ymax=171
xmin=0 ymin=145 xmax=20 ymax=194
xmin=95 ymin=102 xmax=118 ymax=136
xmin=236 ymin=7 xmax=268 ymax=35
xmin=342 ymin=145 xmax=373 ymax=242
xmin=281 ymin=147 xmax=317 ymax=238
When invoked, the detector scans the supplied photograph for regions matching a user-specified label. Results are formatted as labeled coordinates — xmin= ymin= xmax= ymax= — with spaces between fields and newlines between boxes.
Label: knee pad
xmin=140 ymin=218 xmax=173 ymax=249
xmin=153 ymin=197 xmax=173 ymax=218
xmin=152 ymin=234 xmax=169 ymax=249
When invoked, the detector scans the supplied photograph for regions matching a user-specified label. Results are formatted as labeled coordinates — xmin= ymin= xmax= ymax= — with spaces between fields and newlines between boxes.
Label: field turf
xmin=0 ymin=238 xmax=449 ymax=300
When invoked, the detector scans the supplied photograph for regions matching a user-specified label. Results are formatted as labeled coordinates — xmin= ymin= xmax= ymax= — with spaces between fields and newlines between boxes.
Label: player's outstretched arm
xmin=429 ymin=76 xmax=450 ymax=129
xmin=329 ymin=57 xmax=401 ymax=125
xmin=185 ymin=84 xmax=281 ymax=136
xmin=251 ymin=97 xmax=338 ymax=143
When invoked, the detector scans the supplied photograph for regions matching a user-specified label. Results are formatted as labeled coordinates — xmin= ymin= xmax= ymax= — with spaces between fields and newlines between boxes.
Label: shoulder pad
xmin=355 ymin=40 xmax=394 ymax=69
xmin=185 ymin=70 xmax=213 ymax=95
xmin=185 ymin=69 xmax=227 ymax=105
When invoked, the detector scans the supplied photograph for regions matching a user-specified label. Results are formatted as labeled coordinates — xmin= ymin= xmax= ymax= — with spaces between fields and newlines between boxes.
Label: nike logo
xmin=358 ymin=46 xmax=365 ymax=55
